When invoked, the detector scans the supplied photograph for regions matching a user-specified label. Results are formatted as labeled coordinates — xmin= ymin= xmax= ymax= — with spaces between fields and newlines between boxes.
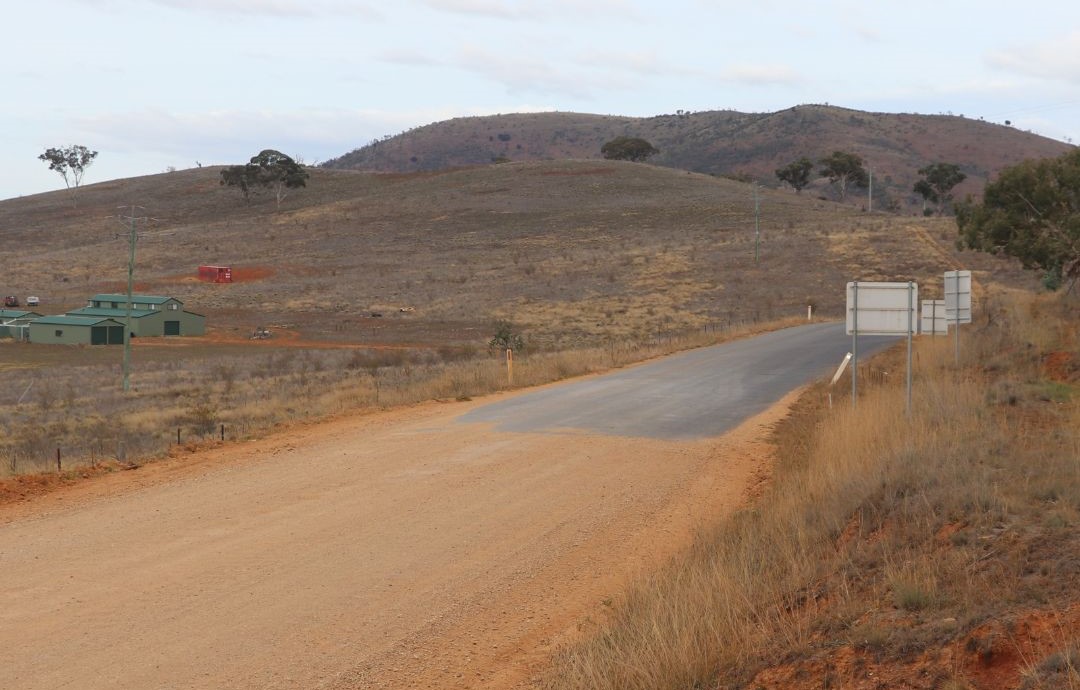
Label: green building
xmin=72 ymin=293 xmax=206 ymax=337
xmin=28 ymin=316 xmax=126 ymax=345
xmin=0 ymin=309 xmax=42 ymax=340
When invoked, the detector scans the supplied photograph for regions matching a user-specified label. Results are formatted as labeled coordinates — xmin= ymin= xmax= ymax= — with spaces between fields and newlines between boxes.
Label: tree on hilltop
xmin=220 ymin=149 xmax=309 ymax=208
xmin=913 ymin=162 xmax=966 ymax=215
xmin=818 ymin=151 xmax=868 ymax=201
xmin=775 ymin=157 xmax=814 ymax=193
xmin=38 ymin=145 xmax=98 ymax=206
xmin=601 ymin=136 xmax=659 ymax=162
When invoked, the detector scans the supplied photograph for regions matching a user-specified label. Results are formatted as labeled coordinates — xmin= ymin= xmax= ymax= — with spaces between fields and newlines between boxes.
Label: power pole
xmin=753 ymin=183 xmax=761 ymax=264
xmin=116 ymin=206 xmax=151 ymax=393
xmin=868 ymin=166 xmax=873 ymax=213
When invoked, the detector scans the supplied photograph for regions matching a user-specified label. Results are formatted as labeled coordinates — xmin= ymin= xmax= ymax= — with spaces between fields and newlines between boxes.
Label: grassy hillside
xmin=321 ymin=105 xmax=1073 ymax=213
xmin=0 ymin=159 xmax=1033 ymax=349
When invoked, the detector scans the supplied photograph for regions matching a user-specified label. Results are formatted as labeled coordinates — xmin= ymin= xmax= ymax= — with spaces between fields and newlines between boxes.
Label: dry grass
xmin=541 ymin=290 xmax=1079 ymax=689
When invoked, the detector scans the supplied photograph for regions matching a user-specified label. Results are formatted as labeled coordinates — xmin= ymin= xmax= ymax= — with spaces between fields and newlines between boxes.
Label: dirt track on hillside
xmin=0 ymin=389 xmax=795 ymax=689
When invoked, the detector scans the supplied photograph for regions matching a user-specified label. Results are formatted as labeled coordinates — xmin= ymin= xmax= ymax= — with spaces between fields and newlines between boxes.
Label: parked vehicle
xmin=26 ymin=296 xmax=40 ymax=307
xmin=3 ymin=296 xmax=19 ymax=308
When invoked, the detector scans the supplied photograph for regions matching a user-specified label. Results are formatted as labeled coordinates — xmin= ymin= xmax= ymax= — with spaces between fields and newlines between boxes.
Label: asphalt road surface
xmin=461 ymin=322 xmax=898 ymax=439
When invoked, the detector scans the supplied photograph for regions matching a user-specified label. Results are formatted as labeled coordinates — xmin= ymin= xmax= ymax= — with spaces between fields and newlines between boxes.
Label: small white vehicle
xmin=26 ymin=296 xmax=40 ymax=307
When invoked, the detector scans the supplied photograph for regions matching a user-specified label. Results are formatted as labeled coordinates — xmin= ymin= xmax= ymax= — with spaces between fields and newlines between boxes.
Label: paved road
xmin=461 ymin=322 xmax=898 ymax=439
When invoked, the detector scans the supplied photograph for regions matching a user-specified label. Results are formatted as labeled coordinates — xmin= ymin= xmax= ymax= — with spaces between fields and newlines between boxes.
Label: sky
xmin=3 ymin=0 xmax=1079 ymax=200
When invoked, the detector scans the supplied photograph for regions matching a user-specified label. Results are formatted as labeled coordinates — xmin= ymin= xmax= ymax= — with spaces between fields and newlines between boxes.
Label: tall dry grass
xmin=542 ymin=290 xmax=1079 ymax=689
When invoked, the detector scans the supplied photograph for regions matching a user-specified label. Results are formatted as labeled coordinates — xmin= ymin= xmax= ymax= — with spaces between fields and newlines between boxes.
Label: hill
xmin=0 ymin=159 xmax=1034 ymax=350
xmin=321 ymin=105 xmax=1073 ymax=213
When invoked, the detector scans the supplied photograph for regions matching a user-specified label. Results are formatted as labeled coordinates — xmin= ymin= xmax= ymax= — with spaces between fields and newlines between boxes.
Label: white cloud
xmin=456 ymin=46 xmax=615 ymax=98
xmin=420 ymin=0 xmax=539 ymax=19
xmin=987 ymin=30 xmax=1080 ymax=84
xmin=74 ymin=0 xmax=380 ymax=18
xmin=718 ymin=64 xmax=801 ymax=86
xmin=576 ymin=50 xmax=697 ymax=78
xmin=419 ymin=0 xmax=638 ymax=20
xmin=378 ymin=48 xmax=439 ymax=66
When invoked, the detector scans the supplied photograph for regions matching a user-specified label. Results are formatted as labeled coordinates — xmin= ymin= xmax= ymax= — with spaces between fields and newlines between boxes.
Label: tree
xmin=913 ymin=162 xmax=966 ymax=215
xmin=775 ymin=157 xmax=814 ymax=193
xmin=956 ymin=149 xmax=1080 ymax=291
xmin=489 ymin=322 xmax=525 ymax=352
xmin=600 ymin=136 xmax=659 ymax=162
xmin=220 ymin=149 xmax=309 ymax=207
xmin=38 ymin=145 xmax=98 ymax=205
xmin=818 ymin=151 xmax=868 ymax=201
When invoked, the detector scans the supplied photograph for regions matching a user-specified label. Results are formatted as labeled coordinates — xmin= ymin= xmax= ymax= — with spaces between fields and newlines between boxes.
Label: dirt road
xmin=0 ymin=386 xmax=794 ymax=689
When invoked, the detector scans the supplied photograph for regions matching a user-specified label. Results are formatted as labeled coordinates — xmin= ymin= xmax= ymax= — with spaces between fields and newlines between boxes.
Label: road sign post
xmin=921 ymin=300 xmax=947 ymax=337
xmin=944 ymin=270 xmax=972 ymax=364
xmin=846 ymin=281 xmax=919 ymax=412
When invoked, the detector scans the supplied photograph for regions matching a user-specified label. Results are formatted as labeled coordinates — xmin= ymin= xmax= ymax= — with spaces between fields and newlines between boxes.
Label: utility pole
xmin=116 ymin=206 xmax=151 ymax=393
xmin=868 ymin=166 xmax=873 ymax=213
xmin=753 ymin=183 xmax=761 ymax=264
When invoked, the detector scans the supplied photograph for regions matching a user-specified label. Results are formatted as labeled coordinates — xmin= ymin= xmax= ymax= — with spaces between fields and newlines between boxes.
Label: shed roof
xmin=68 ymin=307 xmax=157 ymax=319
xmin=0 ymin=309 xmax=42 ymax=320
xmin=90 ymin=294 xmax=180 ymax=305
xmin=32 ymin=315 xmax=125 ymax=327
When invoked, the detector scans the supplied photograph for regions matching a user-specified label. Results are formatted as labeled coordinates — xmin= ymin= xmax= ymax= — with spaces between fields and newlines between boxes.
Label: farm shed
xmin=0 ymin=309 xmax=42 ymax=340
xmin=66 ymin=307 xmax=163 ymax=337
xmin=29 ymin=316 xmax=126 ymax=345
xmin=85 ymin=294 xmax=206 ymax=336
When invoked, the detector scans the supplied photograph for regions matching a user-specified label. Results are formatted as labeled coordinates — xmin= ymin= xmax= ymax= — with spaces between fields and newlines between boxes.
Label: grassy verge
xmin=541 ymin=290 xmax=1079 ymax=690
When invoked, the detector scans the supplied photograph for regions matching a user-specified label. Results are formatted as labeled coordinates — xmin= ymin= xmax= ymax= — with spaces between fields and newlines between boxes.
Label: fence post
xmin=177 ymin=428 xmax=181 ymax=445
xmin=220 ymin=424 xmax=225 ymax=442
xmin=56 ymin=447 xmax=61 ymax=472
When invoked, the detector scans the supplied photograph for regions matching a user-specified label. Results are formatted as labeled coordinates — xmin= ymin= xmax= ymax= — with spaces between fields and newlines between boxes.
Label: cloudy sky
xmin=3 ymin=0 xmax=1078 ymax=200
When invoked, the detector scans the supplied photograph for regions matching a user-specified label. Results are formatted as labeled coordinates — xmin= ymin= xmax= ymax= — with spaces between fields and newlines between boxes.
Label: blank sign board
xmin=846 ymin=282 xmax=918 ymax=335
xmin=921 ymin=299 xmax=948 ymax=335
xmin=944 ymin=270 xmax=972 ymax=324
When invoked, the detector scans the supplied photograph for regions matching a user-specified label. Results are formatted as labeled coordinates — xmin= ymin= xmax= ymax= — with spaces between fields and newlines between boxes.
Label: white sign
xmin=846 ymin=281 xmax=918 ymax=335
xmin=944 ymin=270 xmax=972 ymax=324
xmin=921 ymin=300 xmax=947 ymax=335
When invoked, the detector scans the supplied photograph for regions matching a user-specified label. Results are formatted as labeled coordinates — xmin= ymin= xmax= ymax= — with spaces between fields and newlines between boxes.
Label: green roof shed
xmin=29 ymin=316 xmax=126 ymax=346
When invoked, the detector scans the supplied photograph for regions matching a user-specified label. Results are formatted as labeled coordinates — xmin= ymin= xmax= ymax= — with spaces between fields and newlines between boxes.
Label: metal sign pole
xmin=851 ymin=281 xmax=858 ymax=408
xmin=907 ymin=282 xmax=914 ymax=416
xmin=953 ymin=272 xmax=960 ymax=364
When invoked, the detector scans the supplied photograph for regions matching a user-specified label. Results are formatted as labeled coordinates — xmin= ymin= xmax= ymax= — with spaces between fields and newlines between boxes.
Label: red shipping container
xmin=198 ymin=265 xmax=232 ymax=283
